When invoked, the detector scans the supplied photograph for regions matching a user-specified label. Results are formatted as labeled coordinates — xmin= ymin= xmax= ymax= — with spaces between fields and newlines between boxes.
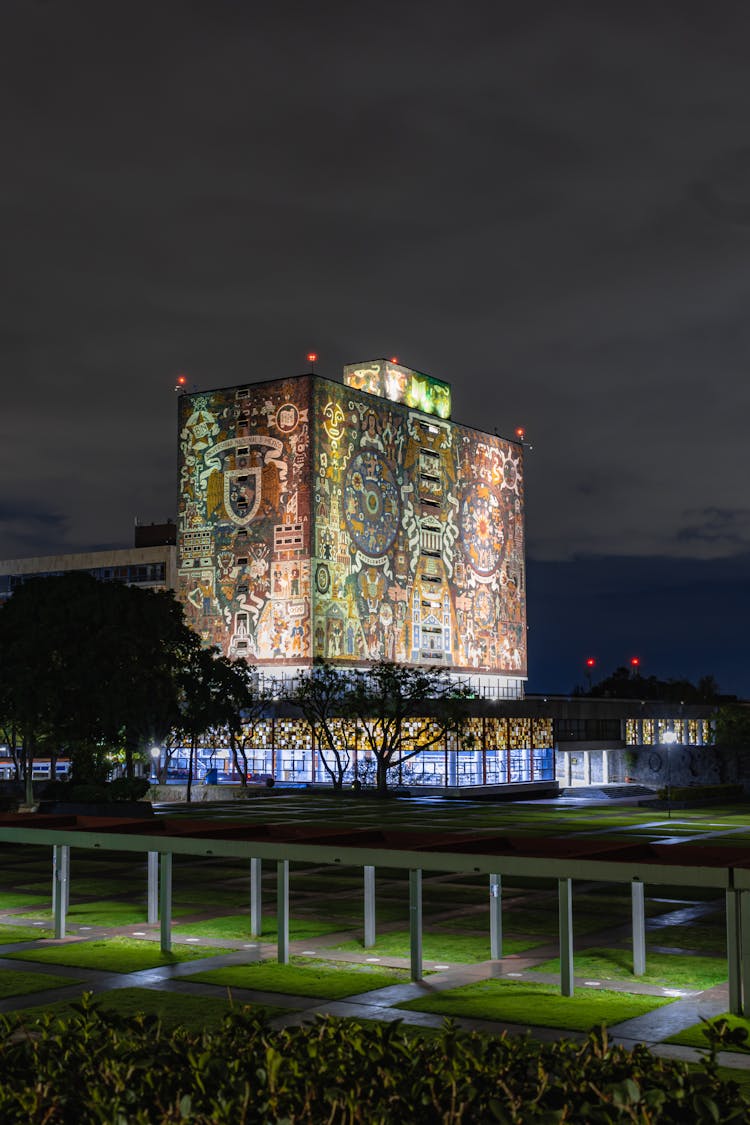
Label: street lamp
xmin=662 ymin=729 xmax=677 ymax=819
xmin=150 ymin=745 xmax=161 ymax=781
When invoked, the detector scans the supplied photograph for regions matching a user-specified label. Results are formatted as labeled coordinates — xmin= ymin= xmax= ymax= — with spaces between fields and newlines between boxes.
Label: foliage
xmin=0 ymin=573 xmax=202 ymax=795
xmin=289 ymin=661 xmax=355 ymax=789
xmin=714 ymin=704 xmax=750 ymax=748
xmin=343 ymin=660 xmax=472 ymax=793
xmin=578 ymin=666 xmax=722 ymax=703
xmin=38 ymin=777 xmax=151 ymax=803
xmin=657 ymin=782 xmax=744 ymax=804
xmin=0 ymin=1000 xmax=747 ymax=1123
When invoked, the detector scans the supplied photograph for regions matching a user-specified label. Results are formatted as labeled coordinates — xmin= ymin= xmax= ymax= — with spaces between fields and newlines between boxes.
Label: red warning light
xmin=586 ymin=658 xmax=596 ymax=668
xmin=630 ymin=656 xmax=641 ymax=669
xmin=515 ymin=427 xmax=525 ymax=440
xmin=306 ymin=352 xmax=318 ymax=365
xmin=175 ymin=374 xmax=188 ymax=393
xmin=390 ymin=356 xmax=399 ymax=364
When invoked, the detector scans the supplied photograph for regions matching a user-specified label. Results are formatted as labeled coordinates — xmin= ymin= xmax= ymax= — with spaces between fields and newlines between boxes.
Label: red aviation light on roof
xmin=515 ymin=427 xmax=525 ymax=440
xmin=306 ymin=352 xmax=318 ymax=368
xmin=586 ymin=658 xmax=596 ymax=669
xmin=630 ymin=656 xmax=641 ymax=669
xmin=175 ymin=374 xmax=188 ymax=393
xmin=390 ymin=356 xmax=399 ymax=364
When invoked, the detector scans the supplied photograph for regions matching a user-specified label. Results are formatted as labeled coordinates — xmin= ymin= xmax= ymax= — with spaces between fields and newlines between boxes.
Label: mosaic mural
xmin=177 ymin=370 xmax=526 ymax=678
xmin=177 ymin=377 xmax=312 ymax=662
xmin=312 ymin=379 xmax=526 ymax=676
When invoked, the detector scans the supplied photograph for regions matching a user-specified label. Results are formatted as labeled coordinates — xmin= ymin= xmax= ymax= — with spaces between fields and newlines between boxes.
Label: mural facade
xmin=177 ymin=377 xmax=313 ymax=663
xmin=177 ymin=369 xmax=526 ymax=680
xmin=312 ymin=378 xmax=526 ymax=676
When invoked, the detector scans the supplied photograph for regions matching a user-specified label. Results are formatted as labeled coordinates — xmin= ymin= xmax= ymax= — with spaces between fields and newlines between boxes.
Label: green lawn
xmin=0 ymin=968 xmax=79 ymax=998
xmin=668 ymin=1015 xmax=750 ymax=1053
xmin=185 ymin=957 xmax=413 ymax=998
xmin=530 ymin=947 xmax=728 ymax=990
xmin=171 ymin=915 xmax=342 ymax=941
xmin=14 ymin=988 xmax=283 ymax=1031
xmin=332 ymin=931 xmax=539 ymax=962
xmin=0 ymin=891 xmax=50 ymax=909
xmin=401 ymin=979 xmax=672 ymax=1030
xmin=6 ymin=936 xmax=231 ymax=972
xmin=0 ymin=923 xmax=54 ymax=943
xmin=18 ymin=900 xmax=192 ymax=926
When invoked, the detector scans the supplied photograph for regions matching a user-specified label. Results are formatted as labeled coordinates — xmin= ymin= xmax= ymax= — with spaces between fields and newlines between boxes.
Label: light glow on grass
xmin=332 ymin=932 xmax=538 ymax=963
xmin=530 ymin=948 xmax=728 ymax=990
xmin=184 ymin=957 xmax=414 ymax=999
xmin=6 ymin=937 xmax=232 ymax=973
xmin=171 ymin=914 xmax=340 ymax=941
xmin=402 ymin=979 xmax=672 ymax=1030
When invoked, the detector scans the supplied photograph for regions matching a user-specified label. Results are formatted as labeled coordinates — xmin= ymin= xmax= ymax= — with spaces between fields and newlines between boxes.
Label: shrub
xmin=107 ymin=776 xmax=151 ymax=802
xmin=0 ymin=997 xmax=747 ymax=1123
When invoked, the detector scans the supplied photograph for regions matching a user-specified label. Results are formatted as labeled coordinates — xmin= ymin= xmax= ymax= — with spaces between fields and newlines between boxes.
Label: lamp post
xmin=662 ymin=729 xmax=677 ymax=819
xmin=150 ymin=745 xmax=161 ymax=782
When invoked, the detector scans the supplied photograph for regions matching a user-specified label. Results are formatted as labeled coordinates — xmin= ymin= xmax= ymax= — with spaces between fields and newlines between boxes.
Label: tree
xmin=577 ymin=666 xmax=722 ymax=703
xmin=176 ymin=647 xmax=258 ymax=802
xmin=290 ymin=662 xmax=356 ymax=790
xmin=714 ymin=704 xmax=750 ymax=747
xmin=0 ymin=573 xmax=203 ymax=799
xmin=345 ymin=661 xmax=472 ymax=795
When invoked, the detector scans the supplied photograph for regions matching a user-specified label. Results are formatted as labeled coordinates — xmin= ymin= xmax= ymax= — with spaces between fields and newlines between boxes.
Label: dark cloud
xmin=1 ymin=0 xmax=749 ymax=688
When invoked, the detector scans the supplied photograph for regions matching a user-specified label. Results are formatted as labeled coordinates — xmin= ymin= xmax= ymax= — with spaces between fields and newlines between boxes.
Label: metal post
xmin=558 ymin=877 xmax=574 ymax=997
xmin=159 ymin=852 xmax=172 ymax=954
xmin=727 ymin=888 xmax=742 ymax=1016
xmin=490 ymin=873 xmax=502 ymax=959
xmin=277 ymin=859 xmax=289 ymax=964
xmin=53 ymin=845 xmax=69 ymax=939
xmin=250 ymin=857 xmax=262 ymax=938
xmin=147 ymin=851 xmax=158 ymax=925
xmin=409 ymin=868 xmax=423 ymax=981
xmin=364 ymin=865 xmax=376 ymax=948
xmin=632 ymin=879 xmax=646 ymax=976
xmin=740 ymin=890 xmax=750 ymax=1017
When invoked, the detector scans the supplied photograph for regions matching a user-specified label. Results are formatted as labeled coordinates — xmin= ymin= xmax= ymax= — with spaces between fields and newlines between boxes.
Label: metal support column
xmin=490 ymin=873 xmax=502 ymax=959
xmin=277 ymin=859 xmax=289 ymax=964
xmin=632 ymin=879 xmax=646 ymax=975
xmin=727 ymin=887 xmax=742 ymax=1016
xmin=558 ymin=877 xmax=574 ymax=997
xmin=741 ymin=890 xmax=750 ymax=1017
xmin=364 ymin=865 xmax=376 ymax=949
xmin=250 ymin=857 xmax=262 ymax=938
xmin=52 ymin=845 xmax=69 ymax=939
xmin=409 ymin=868 xmax=423 ymax=981
xmin=147 ymin=851 xmax=158 ymax=925
xmin=159 ymin=852 xmax=172 ymax=954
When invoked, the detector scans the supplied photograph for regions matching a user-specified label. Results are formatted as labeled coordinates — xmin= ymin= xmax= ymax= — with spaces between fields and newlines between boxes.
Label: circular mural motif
xmin=460 ymin=486 xmax=505 ymax=577
xmin=344 ymin=450 xmax=401 ymax=557
xmin=315 ymin=563 xmax=330 ymax=594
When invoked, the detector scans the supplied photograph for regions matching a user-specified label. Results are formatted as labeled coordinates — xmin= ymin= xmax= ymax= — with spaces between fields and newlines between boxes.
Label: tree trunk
xmin=186 ymin=736 xmax=195 ymax=803
xmin=376 ymin=757 xmax=389 ymax=795
xmin=23 ymin=730 xmax=35 ymax=806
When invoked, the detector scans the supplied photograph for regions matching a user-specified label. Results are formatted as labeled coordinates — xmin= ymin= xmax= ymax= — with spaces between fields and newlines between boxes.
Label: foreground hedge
xmin=1 ymin=998 xmax=747 ymax=1123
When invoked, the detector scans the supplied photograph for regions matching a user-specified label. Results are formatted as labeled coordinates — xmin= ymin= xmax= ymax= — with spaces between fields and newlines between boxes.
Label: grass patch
xmin=18 ymin=901 xmax=192 ymax=926
xmin=6 ymin=936 xmax=231 ymax=972
xmin=668 ymin=1015 xmax=750 ymax=1053
xmin=401 ymin=979 xmax=671 ymax=1030
xmin=0 ymin=891 xmax=50 ymax=909
xmin=332 ymin=931 xmax=538 ymax=963
xmin=530 ymin=947 xmax=728 ymax=990
xmin=0 ymin=968 xmax=78 ymax=998
xmin=185 ymin=957 xmax=412 ymax=998
xmin=171 ymin=915 xmax=341 ymax=941
xmin=14 ymin=988 xmax=283 ymax=1030
xmin=0 ymin=924 xmax=54 ymax=943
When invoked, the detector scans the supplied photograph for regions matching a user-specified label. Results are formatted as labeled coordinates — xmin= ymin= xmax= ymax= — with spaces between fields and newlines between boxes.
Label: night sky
xmin=3 ymin=1 xmax=749 ymax=696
